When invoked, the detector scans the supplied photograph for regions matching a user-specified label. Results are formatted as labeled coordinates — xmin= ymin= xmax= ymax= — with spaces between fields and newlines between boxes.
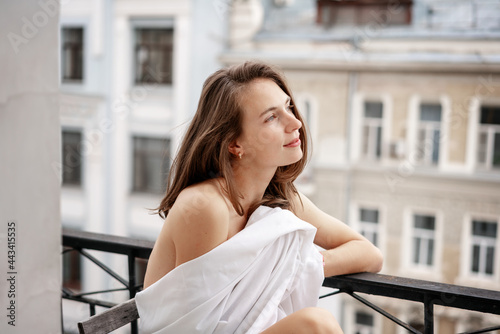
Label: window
xmin=362 ymin=102 xmax=383 ymax=160
xmin=303 ymin=100 xmax=312 ymax=130
xmin=62 ymin=130 xmax=82 ymax=186
xmin=316 ymin=0 xmax=413 ymax=27
xmin=412 ymin=214 xmax=436 ymax=267
xmin=477 ymin=106 xmax=500 ymax=169
xmin=61 ymin=27 xmax=84 ymax=82
xmin=409 ymin=321 xmax=424 ymax=333
xmin=296 ymin=97 xmax=316 ymax=186
xmin=416 ymin=104 xmax=442 ymax=165
xmin=62 ymin=248 xmax=81 ymax=291
xmin=424 ymin=2 xmax=500 ymax=30
xmin=135 ymin=28 xmax=173 ymax=84
xmin=359 ymin=208 xmax=379 ymax=246
xmin=132 ymin=136 xmax=171 ymax=194
xmin=470 ymin=220 xmax=497 ymax=276
xmin=354 ymin=311 xmax=374 ymax=334
xmin=135 ymin=258 xmax=148 ymax=287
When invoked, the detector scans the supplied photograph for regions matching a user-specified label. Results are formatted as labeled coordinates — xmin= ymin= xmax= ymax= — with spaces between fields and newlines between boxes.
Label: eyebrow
xmin=259 ymin=96 xmax=291 ymax=118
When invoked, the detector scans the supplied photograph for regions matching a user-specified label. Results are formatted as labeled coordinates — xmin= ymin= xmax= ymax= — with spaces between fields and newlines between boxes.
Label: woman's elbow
xmin=368 ymin=244 xmax=384 ymax=273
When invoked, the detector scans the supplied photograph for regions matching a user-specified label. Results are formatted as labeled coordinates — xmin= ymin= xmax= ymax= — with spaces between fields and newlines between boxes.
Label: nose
xmin=285 ymin=110 xmax=302 ymax=133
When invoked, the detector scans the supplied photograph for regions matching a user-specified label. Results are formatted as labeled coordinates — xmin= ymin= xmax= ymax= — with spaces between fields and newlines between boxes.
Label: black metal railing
xmin=62 ymin=228 xmax=154 ymax=334
xmin=62 ymin=229 xmax=500 ymax=334
xmin=322 ymin=273 xmax=500 ymax=334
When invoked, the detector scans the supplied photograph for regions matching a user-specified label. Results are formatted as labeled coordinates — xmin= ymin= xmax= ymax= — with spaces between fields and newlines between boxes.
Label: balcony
xmin=62 ymin=229 xmax=500 ymax=334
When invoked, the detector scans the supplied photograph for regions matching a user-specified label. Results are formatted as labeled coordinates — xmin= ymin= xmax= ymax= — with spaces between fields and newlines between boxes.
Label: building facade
xmin=59 ymin=0 xmax=228 ymax=331
xmin=59 ymin=0 xmax=500 ymax=333
xmin=221 ymin=0 xmax=500 ymax=333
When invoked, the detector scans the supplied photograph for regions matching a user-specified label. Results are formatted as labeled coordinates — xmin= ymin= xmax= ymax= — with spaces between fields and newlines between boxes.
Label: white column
xmin=0 ymin=0 xmax=61 ymax=333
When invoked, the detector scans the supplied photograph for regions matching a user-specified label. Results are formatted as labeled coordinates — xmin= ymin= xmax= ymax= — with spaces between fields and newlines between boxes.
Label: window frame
xmin=294 ymin=93 xmax=318 ymax=192
xmin=61 ymin=26 xmax=85 ymax=83
xmin=351 ymin=93 xmax=392 ymax=164
xmin=463 ymin=214 xmax=500 ymax=280
xmin=61 ymin=128 xmax=84 ymax=187
xmin=131 ymin=19 xmax=175 ymax=87
xmin=359 ymin=207 xmax=380 ymax=247
xmin=411 ymin=214 xmax=436 ymax=267
xmin=62 ymin=247 xmax=82 ymax=292
xmin=466 ymin=98 xmax=500 ymax=173
xmin=343 ymin=300 xmax=381 ymax=334
xmin=407 ymin=95 xmax=451 ymax=170
xmin=316 ymin=0 xmax=413 ymax=27
xmin=476 ymin=105 xmax=500 ymax=170
xmin=416 ymin=103 xmax=442 ymax=166
xmin=354 ymin=309 xmax=375 ymax=334
xmin=350 ymin=202 xmax=385 ymax=255
xmin=361 ymin=101 xmax=384 ymax=161
xmin=131 ymin=135 xmax=171 ymax=195
xmin=401 ymin=207 xmax=443 ymax=279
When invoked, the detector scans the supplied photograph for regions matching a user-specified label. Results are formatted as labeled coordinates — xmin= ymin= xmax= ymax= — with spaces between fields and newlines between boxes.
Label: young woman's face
xmin=236 ymin=78 xmax=303 ymax=169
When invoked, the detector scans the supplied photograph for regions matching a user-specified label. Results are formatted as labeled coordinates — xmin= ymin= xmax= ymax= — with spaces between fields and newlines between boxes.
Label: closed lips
xmin=284 ymin=138 xmax=300 ymax=147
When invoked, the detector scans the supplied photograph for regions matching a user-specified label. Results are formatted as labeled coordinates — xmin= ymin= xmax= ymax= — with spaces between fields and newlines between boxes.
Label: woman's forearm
xmin=321 ymin=239 xmax=383 ymax=277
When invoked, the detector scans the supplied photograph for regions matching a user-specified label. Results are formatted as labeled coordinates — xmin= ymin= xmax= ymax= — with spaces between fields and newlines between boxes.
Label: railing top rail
xmin=62 ymin=229 xmax=500 ymax=316
xmin=324 ymin=273 xmax=500 ymax=315
xmin=62 ymin=228 xmax=154 ymax=259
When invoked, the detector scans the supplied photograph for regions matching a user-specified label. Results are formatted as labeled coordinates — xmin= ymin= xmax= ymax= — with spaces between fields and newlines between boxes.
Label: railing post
xmin=128 ymin=252 xmax=138 ymax=334
xmin=128 ymin=253 xmax=136 ymax=298
xmin=424 ymin=295 xmax=434 ymax=334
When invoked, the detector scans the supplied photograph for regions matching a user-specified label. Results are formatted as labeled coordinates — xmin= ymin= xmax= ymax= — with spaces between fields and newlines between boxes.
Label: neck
xmin=230 ymin=163 xmax=276 ymax=214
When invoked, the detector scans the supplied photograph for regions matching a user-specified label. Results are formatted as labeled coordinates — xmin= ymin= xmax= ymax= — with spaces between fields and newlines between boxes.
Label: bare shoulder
xmin=143 ymin=181 xmax=229 ymax=288
xmin=167 ymin=181 xmax=231 ymax=266
xmin=169 ymin=181 xmax=230 ymax=228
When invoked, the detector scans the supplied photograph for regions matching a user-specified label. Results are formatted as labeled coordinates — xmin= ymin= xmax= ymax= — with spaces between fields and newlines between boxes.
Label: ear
xmin=228 ymin=140 xmax=242 ymax=157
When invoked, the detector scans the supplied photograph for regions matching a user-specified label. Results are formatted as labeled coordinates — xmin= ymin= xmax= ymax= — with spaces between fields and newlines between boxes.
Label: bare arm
xmin=292 ymin=192 xmax=383 ymax=277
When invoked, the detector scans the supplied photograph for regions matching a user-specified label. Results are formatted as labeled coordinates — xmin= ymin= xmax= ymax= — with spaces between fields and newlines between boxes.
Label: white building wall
xmin=0 ymin=0 xmax=61 ymax=333
xmin=59 ymin=1 xmax=231 ymax=329
xmin=59 ymin=0 xmax=196 ymax=239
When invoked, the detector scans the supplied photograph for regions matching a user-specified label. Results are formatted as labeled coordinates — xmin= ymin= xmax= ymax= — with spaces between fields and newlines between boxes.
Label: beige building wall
xmin=222 ymin=1 xmax=500 ymax=331
xmin=284 ymin=67 xmax=500 ymax=331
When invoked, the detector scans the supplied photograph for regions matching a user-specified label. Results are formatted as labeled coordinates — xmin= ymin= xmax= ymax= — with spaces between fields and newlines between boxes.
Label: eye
xmin=265 ymin=114 xmax=277 ymax=122
xmin=286 ymin=104 xmax=294 ymax=113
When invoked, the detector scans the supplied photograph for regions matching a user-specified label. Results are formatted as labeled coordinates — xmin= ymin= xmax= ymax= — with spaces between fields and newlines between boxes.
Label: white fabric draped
xmin=136 ymin=206 xmax=324 ymax=334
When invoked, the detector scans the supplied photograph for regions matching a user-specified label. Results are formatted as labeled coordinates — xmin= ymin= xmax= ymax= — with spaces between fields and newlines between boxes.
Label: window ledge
xmin=61 ymin=184 xmax=84 ymax=192
xmin=128 ymin=84 xmax=173 ymax=100
xmin=397 ymin=268 xmax=442 ymax=283
xmin=455 ymin=275 xmax=500 ymax=292
xmin=129 ymin=191 xmax=163 ymax=201
xmin=60 ymin=81 xmax=85 ymax=91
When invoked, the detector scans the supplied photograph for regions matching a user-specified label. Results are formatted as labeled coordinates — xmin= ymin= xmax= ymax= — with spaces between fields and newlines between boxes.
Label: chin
xmin=281 ymin=153 xmax=303 ymax=167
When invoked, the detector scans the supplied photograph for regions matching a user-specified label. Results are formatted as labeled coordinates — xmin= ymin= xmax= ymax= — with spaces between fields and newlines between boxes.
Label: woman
xmin=137 ymin=61 xmax=383 ymax=334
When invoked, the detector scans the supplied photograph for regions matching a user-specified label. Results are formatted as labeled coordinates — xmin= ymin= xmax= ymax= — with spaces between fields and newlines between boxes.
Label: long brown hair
xmin=157 ymin=61 xmax=309 ymax=219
